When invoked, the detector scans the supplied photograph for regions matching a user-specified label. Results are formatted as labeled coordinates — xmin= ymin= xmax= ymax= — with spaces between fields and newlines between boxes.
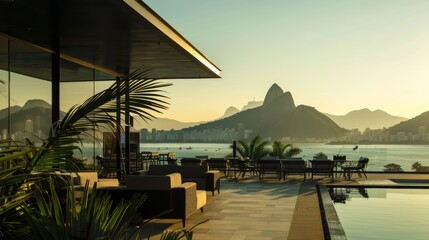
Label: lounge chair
xmin=341 ymin=157 xmax=369 ymax=180
xmin=281 ymin=157 xmax=307 ymax=181
xmin=258 ymin=157 xmax=281 ymax=180
xmin=309 ymin=160 xmax=335 ymax=181
xmin=180 ymin=157 xmax=203 ymax=166
xmin=206 ymin=158 xmax=229 ymax=176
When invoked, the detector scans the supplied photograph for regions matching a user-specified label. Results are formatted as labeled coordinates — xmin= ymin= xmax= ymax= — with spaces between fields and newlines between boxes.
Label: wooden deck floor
xmin=137 ymin=173 xmax=429 ymax=239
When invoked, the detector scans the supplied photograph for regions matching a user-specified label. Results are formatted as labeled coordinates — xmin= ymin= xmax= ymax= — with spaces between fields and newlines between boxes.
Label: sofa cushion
xmin=148 ymin=165 xmax=180 ymax=175
xmin=180 ymin=165 xmax=209 ymax=178
xmin=126 ymin=173 xmax=182 ymax=190
xmin=183 ymin=177 xmax=205 ymax=190
xmin=196 ymin=190 xmax=206 ymax=210
xmin=97 ymin=178 xmax=119 ymax=188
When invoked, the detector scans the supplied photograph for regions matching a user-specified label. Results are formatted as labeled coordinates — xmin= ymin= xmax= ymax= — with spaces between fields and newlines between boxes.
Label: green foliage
xmin=159 ymin=219 xmax=208 ymax=240
xmin=383 ymin=163 xmax=404 ymax=172
xmin=314 ymin=152 xmax=327 ymax=157
xmin=235 ymin=135 xmax=269 ymax=161
xmin=0 ymin=69 xmax=171 ymax=238
xmin=412 ymin=161 xmax=422 ymax=171
xmin=160 ymin=229 xmax=193 ymax=240
xmin=22 ymin=177 xmax=147 ymax=240
xmin=271 ymin=140 xmax=302 ymax=159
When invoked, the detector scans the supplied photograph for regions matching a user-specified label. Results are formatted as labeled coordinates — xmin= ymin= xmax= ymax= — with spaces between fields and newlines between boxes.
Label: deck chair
xmin=341 ymin=157 xmax=369 ymax=180
xmin=206 ymin=158 xmax=229 ymax=176
xmin=258 ymin=157 xmax=281 ymax=180
xmin=281 ymin=157 xmax=307 ymax=181
xmin=309 ymin=160 xmax=335 ymax=181
xmin=180 ymin=158 xmax=203 ymax=166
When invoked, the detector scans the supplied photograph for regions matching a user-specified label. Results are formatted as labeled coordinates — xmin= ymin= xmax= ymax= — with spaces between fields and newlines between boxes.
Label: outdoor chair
xmin=240 ymin=158 xmax=258 ymax=178
xmin=180 ymin=158 xmax=203 ymax=166
xmin=309 ymin=160 xmax=335 ymax=181
xmin=206 ymin=158 xmax=229 ymax=176
xmin=258 ymin=157 xmax=281 ymax=180
xmin=341 ymin=157 xmax=369 ymax=180
xmin=195 ymin=155 xmax=209 ymax=161
xmin=281 ymin=157 xmax=307 ymax=181
xmin=140 ymin=151 xmax=152 ymax=170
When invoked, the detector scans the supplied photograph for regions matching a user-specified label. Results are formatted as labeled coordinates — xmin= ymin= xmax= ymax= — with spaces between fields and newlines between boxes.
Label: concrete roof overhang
xmin=0 ymin=0 xmax=221 ymax=82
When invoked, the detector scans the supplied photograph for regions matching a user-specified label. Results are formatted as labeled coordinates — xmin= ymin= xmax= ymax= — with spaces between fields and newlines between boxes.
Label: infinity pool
xmin=328 ymin=187 xmax=429 ymax=240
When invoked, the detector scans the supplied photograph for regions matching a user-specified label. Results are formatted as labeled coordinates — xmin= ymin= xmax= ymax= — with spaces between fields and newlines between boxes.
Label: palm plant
xmin=23 ymin=177 xmax=147 ymax=240
xmin=235 ymin=135 xmax=269 ymax=161
xmin=0 ymin=69 xmax=171 ymax=238
xmin=271 ymin=140 xmax=302 ymax=159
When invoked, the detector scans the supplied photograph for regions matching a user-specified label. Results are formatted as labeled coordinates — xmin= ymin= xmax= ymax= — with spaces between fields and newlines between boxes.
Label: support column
xmin=116 ymin=77 xmax=122 ymax=181
xmin=125 ymin=77 xmax=130 ymax=174
xmin=51 ymin=0 xmax=60 ymax=123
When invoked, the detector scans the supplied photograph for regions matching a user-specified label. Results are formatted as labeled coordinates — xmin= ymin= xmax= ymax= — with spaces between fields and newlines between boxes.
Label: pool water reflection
xmin=329 ymin=188 xmax=429 ymax=240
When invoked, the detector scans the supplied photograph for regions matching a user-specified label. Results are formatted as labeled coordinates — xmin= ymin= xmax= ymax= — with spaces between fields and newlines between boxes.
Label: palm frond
xmin=0 ymin=68 xmax=171 ymax=238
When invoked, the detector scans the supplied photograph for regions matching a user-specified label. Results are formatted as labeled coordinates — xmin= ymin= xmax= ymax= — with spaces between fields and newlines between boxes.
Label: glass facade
xmin=0 ymin=35 xmax=117 ymax=169
xmin=0 ymin=36 xmax=51 ymax=143
xmin=61 ymin=78 xmax=114 ymax=167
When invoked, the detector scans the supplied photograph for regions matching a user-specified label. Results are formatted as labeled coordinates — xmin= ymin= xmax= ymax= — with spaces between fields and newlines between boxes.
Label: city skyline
xmin=143 ymin=0 xmax=429 ymax=122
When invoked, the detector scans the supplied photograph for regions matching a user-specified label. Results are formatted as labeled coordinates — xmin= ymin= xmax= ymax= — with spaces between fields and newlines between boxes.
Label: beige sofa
xmin=134 ymin=165 xmax=221 ymax=196
xmin=57 ymin=172 xmax=119 ymax=190
xmin=102 ymin=173 xmax=206 ymax=227
xmin=61 ymin=171 xmax=119 ymax=189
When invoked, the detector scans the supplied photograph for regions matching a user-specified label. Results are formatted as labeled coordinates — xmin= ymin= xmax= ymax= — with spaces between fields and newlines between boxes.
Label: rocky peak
xmin=222 ymin=106 xmax=240 ymax=118
xmin=263 ymin=83 xmax=284 ymax=106
xmin=22 ymin=99 xmax=51 ymax=110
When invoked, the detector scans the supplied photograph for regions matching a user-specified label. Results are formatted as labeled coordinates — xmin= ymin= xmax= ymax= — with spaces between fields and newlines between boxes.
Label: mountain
xmin=22 ymin=99 xmax=52 ymax=110
xmin=221 ymin=106 xmax=240 ymax=119
xmin=0 ymin=99 xmax=66 ymax=139
xmin=0 ymin=105 xmax=21 ymax=119
xmin=241 ymin=101 xmax=263 ymax=111
xmin=388 ymin=111 xmax=429 ymax=134
xmin=182 ymin=84 xmax=347 ymax=140
xmin=132 ymin=117 xmax=205 ymax=131
xmin=325 ymin=109 xmax=407 ymax=131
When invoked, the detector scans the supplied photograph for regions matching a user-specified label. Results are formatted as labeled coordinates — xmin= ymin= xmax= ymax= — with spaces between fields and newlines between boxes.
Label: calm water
xmin=80 ymin=143 xmax=429 ymax=171
xmin=331 ymin=188 xmax=429 ymax=240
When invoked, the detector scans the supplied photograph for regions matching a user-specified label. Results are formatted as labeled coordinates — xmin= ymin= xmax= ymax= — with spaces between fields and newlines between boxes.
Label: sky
xmin=142 ymin=0 xmax=429 ymax=123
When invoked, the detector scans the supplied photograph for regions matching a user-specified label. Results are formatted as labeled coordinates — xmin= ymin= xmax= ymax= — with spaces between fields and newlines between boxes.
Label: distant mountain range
xmin=132 ymin=118 xmax=205 ymax=131
xmin=0 ymin=95 xmax=421 ymax=141
xmin=143 ymin=101 xmax=408 ymax=133
xmin=388 ymin=111 xmax=429 ymax=134
xmin=0 ymin=99 xmax=66 ymax=139
xmin=324 ymin=109 xmax=408 ymax=131
xmin=180 ymin=84 xmax=347 ymax=140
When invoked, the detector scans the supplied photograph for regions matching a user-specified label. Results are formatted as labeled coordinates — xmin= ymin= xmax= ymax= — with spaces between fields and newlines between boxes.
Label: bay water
xmin=81 ymin=142 xmax=429 ymax=171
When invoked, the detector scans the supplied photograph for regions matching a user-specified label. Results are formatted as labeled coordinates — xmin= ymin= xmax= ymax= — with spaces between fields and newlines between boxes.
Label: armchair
xmin=341 ymin=157 xmax=369 ymax=180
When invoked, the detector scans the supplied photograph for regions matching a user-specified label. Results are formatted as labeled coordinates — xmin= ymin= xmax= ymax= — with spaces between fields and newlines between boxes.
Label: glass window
xmin=60 ymin=61 xmax=114 ymax=169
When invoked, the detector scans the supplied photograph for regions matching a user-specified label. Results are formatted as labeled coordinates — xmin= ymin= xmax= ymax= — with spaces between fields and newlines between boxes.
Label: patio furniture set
xmin=65 ymin=163 xmax=220 ymax=227
xmin=178 ymin=156 xmax=369 ymax=182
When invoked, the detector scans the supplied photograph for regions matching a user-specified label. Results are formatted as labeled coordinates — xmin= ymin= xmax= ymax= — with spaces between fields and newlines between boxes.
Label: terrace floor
xmin=138 ymin=172 xmax=429 ymax=239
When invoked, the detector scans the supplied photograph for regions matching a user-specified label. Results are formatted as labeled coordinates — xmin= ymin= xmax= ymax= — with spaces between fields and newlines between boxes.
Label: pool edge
xmin=317 ymin=185 xmax=347 ymax=240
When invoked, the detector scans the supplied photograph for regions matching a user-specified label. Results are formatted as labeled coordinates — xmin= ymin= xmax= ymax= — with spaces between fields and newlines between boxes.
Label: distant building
xmin=237 ymin=123 xmax=245 ymax=140
xmin=151 ymin=128 xmax=157 ymax=142
xmin=140 ymin=128 xmax=149 ymax=142
xmin=418 ymin=126 xmax=426 ymax=142
xmin=25 ymin=119 xmax=33 ymax=133
xmin=2 ymin=129 xmax=7 ymax=140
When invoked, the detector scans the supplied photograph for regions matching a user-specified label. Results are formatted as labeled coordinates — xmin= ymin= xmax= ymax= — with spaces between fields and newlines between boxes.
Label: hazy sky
xmin=142 ymin=0 xmax=429 ymax=122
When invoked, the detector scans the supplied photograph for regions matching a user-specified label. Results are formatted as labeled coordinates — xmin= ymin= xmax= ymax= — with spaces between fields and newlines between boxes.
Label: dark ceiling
xmin=0 ymin=0 xmax=221 ymax=82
